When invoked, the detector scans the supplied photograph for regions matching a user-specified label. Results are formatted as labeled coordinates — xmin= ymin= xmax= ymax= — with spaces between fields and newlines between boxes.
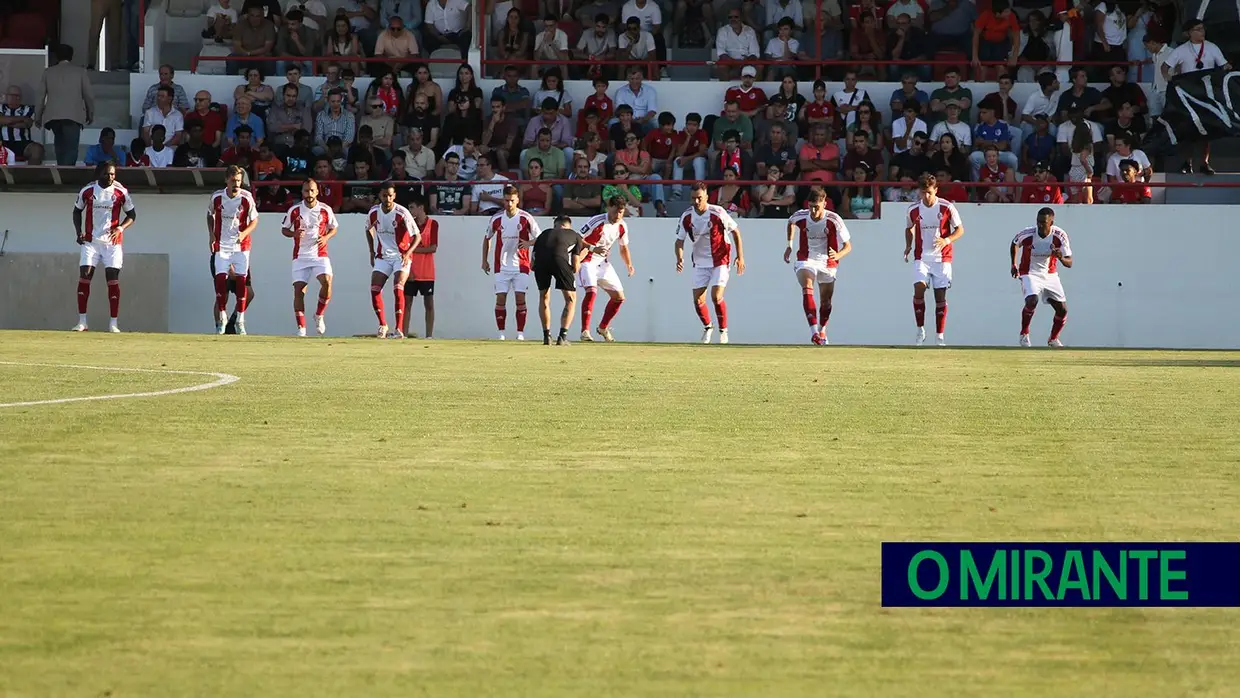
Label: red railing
xmin=190 ymin=54 xmax=473 ymax=73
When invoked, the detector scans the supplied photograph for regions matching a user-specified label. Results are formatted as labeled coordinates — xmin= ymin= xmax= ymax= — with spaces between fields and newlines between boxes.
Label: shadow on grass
xmin=1073 ymin=358 xmax=1240 ymax=369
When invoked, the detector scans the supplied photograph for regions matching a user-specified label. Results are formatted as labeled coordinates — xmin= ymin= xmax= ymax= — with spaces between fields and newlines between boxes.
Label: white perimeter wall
xmin=0 ymin=196 xmax=1235 ymax=348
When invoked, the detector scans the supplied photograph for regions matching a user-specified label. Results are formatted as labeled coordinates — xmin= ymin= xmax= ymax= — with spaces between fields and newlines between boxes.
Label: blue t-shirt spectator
xmin=490 ymin=83 xmax=532 ymax=120
xmin=974 ymin=119 xmax=1011 ymax=147
xmin=1024 ymin=131 xmax=1055 ymax=164
xmin=890 ymin=87 xmax=930 ymax=112
xmin=225 ymin=110 xmax=266 ymax=145
xmin=84 ymin=143 xmax=130 ymax=167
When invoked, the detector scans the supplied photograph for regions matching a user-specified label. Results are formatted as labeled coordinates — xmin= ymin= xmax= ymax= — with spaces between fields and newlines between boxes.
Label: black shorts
xmin=404 ymin=279 xmax=435 ymax=296
xmin=208 ymin=254 xmax=253 ymax=292
xmin=534 ymin=260 xmax=576 ymax=291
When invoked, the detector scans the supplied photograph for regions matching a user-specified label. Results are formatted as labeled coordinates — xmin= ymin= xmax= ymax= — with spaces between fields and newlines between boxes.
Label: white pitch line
xmin=0 ymin=361 xmax=240 ymax=409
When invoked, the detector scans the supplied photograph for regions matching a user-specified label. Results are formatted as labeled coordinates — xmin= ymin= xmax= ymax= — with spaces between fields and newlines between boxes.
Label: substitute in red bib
xmin=72 ymin=161 xmax=137 ymax=332
xmin=482 ymin=185 xmax=541 ymax=341
xmin=206 ymin=165 xmax=258 ymax=335
xmin=577 ymin=196 xmax=635 ymax=342
xmin=366 ymin=183 xmax=421 ymax=339
xmin=1011 ymin=207 xmax=1073 ymax=347
xmin=904 ymin=173 xmax=964 ymax=346
xmin=281 ymin=178 xmax=339 ymax=337
xmin=402 ymin=197 xmax=439 ymax=339
xmin=675 ymin=182 xmax=746 ymax=344
xmin=785 ymin=188 xmax=851 ymax=345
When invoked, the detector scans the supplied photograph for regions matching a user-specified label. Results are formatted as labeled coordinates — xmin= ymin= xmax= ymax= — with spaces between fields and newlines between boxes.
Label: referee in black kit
xmin=532 ymin=215 xmax=591 ymax=345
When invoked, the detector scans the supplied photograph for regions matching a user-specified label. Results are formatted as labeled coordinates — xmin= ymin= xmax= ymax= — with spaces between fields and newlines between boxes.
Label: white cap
xmin=741 ymin=65 xmax=757 ymax=77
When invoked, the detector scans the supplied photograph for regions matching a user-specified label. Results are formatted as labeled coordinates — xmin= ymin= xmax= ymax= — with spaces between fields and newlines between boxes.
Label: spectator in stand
xmin=754 ymin=164 xmax=797 ymax=218
xmin=971 ymin=0 xmax=1019 ymax=81
xmin=773 ymin=76 xmax=805 ymax=127
xmin=929 ymin=68 xmax=972 ymax=124
xmin=495 ymin=9 xmax=533 ymax=77
xmin=842 ymin=129 xmax=882 ymax=181
xmin=423 ymin=0 xmax=472 ymax=58
xmin=886 ymin=0 xmax=926 ymax=28
xmin=204 ymin=0 xmax=238 ymax=42
xmin=350 ymin=125 xmax=389 ymax=173
xmin=282 ymin=66 xmax=314 ymax=112
xmin=407 ymin=68 xmax=444 ymax=122
xmin=141 ymin=65 xmax=191 ymax=113
xmin=375 ymin=14 xmax=421 ymax=76
xmin=226 ymin=96 xmax=266 ymax=147
xmin=127 ymin=136 xmax=150 ymax=167
xmin=1063 ymin=125 xmax=1095 ymax=204
xmin=470 ymin=154 xmax=509 ymax=214
xmin=756 ymin=122 xmax=798 ymax=179
xmin=1021 ymin=161 xmax=1064 ymax=204
xmin=930 ymin=132 xmax=970 ymax=183
xmin=1021 ymin=72 xmax=1060 ymax=138
xmin=534 ymin=14 xmax=571 ymax=67
xmin=798 ymin=122 xmax=839 ymax=182
xmin=711 ymin=129 xmax=754 ymax=181
xmin=616 ymin=17 xmax=658 ymax=79
xmin=1145 ymin=34 xmax=1172 ymax=117
xmin=314 ymin=63 xmax=346 ymax=112
xmin=1091 ymin=0 xmax=1128 ymax=80
xmin=241 ymin=0 xmax=283 ymax=24
xmin=388 ymin=153 xmax=426 ymax=205
xmin=481 ymin=96 xmax=519 ymax=170
xmin=669 ymin=112 xmax=707 ymax=193
xmin=930 ymin=102 xmax=970 ymax=149
xmin=710 ymin=166 xmax=752 ymax=217
xmin=404 ymin=93 xmax=439 ymax=151
xmin=1057 ymin=108 xmax=1103 ymax=170
xmin=380 ymin=0 xmax=423 ymax=56
xmin=522 ymin=130 xmax=567 ymax=206
xmin=646 ymin=111 xmax=678 ymax=180
xmin=712 ymin=100 xmax=754 ymax=151
xmin=491 ymin=65 xmax=533 ymax=121
xmin=315 ymin=90 xmax=357 ymax=151
xmin=324 ymin=135 xmax=349 ymax=173
xmin=229 ymin=4 xmax=278 ymax=76
xmin=615 ymin=130 xmax=666 ymax=215
xmin=576 ymin=131 xmax=608 ymax=174
xmin=621 ymin=0 xmax=667 ymax=76
xmin=887 ymin=12 xmax=930 ymax=81
xmin=850 ymin=13 xmax=885 ymax=78
xmin=886 ymin=175 xmax=920 ymax=203
xmin=1110 ymin=159 xmax=1152 ymax=204
xmin=1056 ymin=67 xmax=1104 ymax=125
xmin=975 ymin=145 xmax=1015 ymax=202
xmin=753 ymin=98 xmax=793 ymax=151
xmin=284 ymin=129 xmax=315 ymax=179
xmin=276 ymin=9 xmax=319 ymax=76
xmin=449 ymin=63 xmax=485 ymax=113
xmin=673 ymin=0 xmax=715 ymax=47
xmin=580 ymin=80 xmax=613 ymax=138
xmin=850 ymin=0 xmax=883 ymax=27
xmin=1105 ymin=101 xmax=1146 ymax=153
xmin=367 ymin=71 xmax=405 ymax=119
xmin=715 ymin=7 xmax=761 ymax=81
xmin=532 ymin=69 xmax=573 ymax=119
xmin=312 ymin=156 xmax=345 ymax=209
xmin=85 ymin=128 xmax=129 ymax=167
xmin=1022 ymin=114 xmax=1055 ymax=172
xmin=615 ymin=67 xmax=658 ymax=131
xmin=805 ymin=80 xmax=836 ymax=128
xmin=340 ymin=159 xmax=378 ymax=213
xmin=325 ymin=16 xmax=365 ymax=76
xmin=889 ymin=130 xmax=931 ymax=180
xmin=1162 ymin=19 xmax=1230 ymax=174
xmin=142 ymin=87 xmax=185 ymax=149
xmin=440 ymin=136 xmax=480 ymax=179
xmin=287 ymin=0 xmax=328 ymax=33
xmin=267 ymin=84 xmax=312 ymax=154
xmin=831 ymin=70 xmax=870 ymax=129
xmin=764 ymin=18 xmax=804 ymax=80
xmin=234 ymin=68 xmax=275 ymax=120
xmin=399 ymin=128 xmax=436 ymax=178
xmin=257 ymin=174 xmax=295 ymax=212
xmin=603 ymin=163 xmax=644 ymax=213
xmin=520 ymin=158 xmax=552 ymax=213
xmin=1016 ymin=10 xmax=1056 ymax=82
xmin=34 ymin=45 xmax=94 ymax=167
xmin=763 ymin=0 xmax=802 ymax=43
xmin=577 ymin=15 xmax=617 ymax=79
xmin=1096 ymin=65 xmax=1147 ymax=123
xmin=933 ymin=168 xmax=969 ymax=201
xmin=222 ymin=124 xmax=259 ymax=169
xmin=430 ymin=152 xmax=471 ymax=214
xmin=523 ymin=98 xmax=576 ymax=166
xmin=563 ymin=157 xmax=603 ymax=214
xmin=1105 ymin=135 xmax=1152 ymax=182
xmin=173 ymin=119 xmax=220 ymax=167
xmin=253 ymin=141 xmax=284 ymax=179
xmin=443 ymin=94 xmax=485 ymax=148
xmin=360 ymin=96 xmax=397 ymax=153
xmin=847 ymin=102 xmax=884 ymax=151
xmin=979 ymin=73 xmax=1021 ymax=139
xmin=840 ymin=161 xmax=876 ymax=219
xmin=891 ymin=101 xmax=927 ymax=154
xmin=725 ymin=66 xmax=767 ymax=119
xmin=927 ymin=0 xmax=975 ymax=55
xmin=969 ymin=104 xmax=1017 ymax=176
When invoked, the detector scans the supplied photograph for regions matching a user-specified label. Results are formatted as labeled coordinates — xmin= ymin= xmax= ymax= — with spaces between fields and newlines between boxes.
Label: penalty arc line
xmin=0 ymin=361 xmax=240 ymax=409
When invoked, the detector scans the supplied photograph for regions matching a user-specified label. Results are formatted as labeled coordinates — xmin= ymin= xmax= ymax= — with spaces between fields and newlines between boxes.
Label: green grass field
xmin=2 ymin=332 xmax=1239 ymax=697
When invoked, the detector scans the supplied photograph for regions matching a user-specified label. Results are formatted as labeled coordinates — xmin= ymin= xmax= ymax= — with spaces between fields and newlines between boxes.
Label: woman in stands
xmin=574 ymin=132 xmax=607 ymax=176
xmin=234 ymin=67 xmax=275 ymax=120
xmin=325 ymin=16 xmax=363 ymax=77
xmin=365 ymin=70 xmax=405 ymax=120
xmin=775 ymin=76 xmax=806 ymax=128
xmin=1017 ymin=10 xmax=1055 ymax=83
xmin=602 ymin=164 xmax=643 ymax=215
xmin=847 ymin=101 xmax=885 ymax=151
xmin=519 ymin=157 xmax=551 ymax=214
xmin=532 ymin=68 xmax=573 ymax=119
xmin=447 ymin=63 xmax=484 ymax=113
xmin=1066 ymin=128 xmax=1094 ymax=204
xmin=496 ymin=8 xmax=532 ymax=79
xmin=840 ymin=160 xmax=876 ymax=219
xmin=708 ymin=166 xmax=752 ymax=218
xmin=405 ymin=64 xmax=444 ymax=119
xmin=930 ymin=133 xmax=970 ymax=184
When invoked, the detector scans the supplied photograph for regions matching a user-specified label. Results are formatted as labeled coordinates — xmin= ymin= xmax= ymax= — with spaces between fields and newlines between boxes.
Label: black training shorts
xmin=535 ymin=260 xmax=576 ymax=291
xmin=404 ymin=279 xmax=435 ymax=296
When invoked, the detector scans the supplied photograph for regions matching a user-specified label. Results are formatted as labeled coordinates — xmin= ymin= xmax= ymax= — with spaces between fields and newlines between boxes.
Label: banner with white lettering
xmin=1149 ymin=68 xmax=1240 ymax=150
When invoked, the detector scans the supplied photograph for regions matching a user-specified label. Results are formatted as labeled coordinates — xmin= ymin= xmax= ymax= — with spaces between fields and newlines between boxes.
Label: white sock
xmin=937 ymin=333 xmax=945 ymax=339
xmin=236 ymin=311 xmax=244 ymax=320
xmin=79 ymin=313 xmax=88 ymax=325
xmin=811 ymin=324 xmax=819 ymax=334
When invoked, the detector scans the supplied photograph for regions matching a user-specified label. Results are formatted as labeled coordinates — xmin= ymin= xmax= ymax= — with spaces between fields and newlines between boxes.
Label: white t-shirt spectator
xmin=765 ymin=37 xmax=800 ymax=59
xmin=620 ymin=0 xmax=662 ymax=32
xmin=891 ymin=116 xmax=928 ymax=153
xmin=1167 ymin=40 xmax=1228 ymax=75
xmin=143 ymin=106 xmax=185 ymax=145
xmin=716 ymin=24 xmax=760 ymax=60
xmin=1022 ymin=90 xmax=1058 ymax=121
xmin=930 ymin=119 xmax=972 ymax=147
xmin=444 ymin=145 xmax=478 ymax=178
xmin=1093 ymin=2 xmax=1127 ymax=47
xmin=886 ymin=0 xmax=924 ymax=25
xmin=472 ymin=174 xmax=510 ymax=212
xmin=1105 ymin=149 xmax=1151 ymax=179
xmin=765 ymin=0 xmax=803 ymax=27
xmin=1057 ymin=119 xmax=1104 ymax=146
xmin=532 ymin=88 xmax=573 ymax=112
xmin=618 ymin=30 xmax=657 ymax=58
xmin=426 ymin=0 xmax=469 ymax=34
xmin=831 ymin=87 xmax=869 ymax=127
xmin=145 ymin=146 xmax=175 ymax=168
xmin=535 ymin=28 xmax=569 ymax=57
xmin=577 ymin=28 xmax=617 ymax=58
xmin=206 ymin=2 xmax=238 ymax=23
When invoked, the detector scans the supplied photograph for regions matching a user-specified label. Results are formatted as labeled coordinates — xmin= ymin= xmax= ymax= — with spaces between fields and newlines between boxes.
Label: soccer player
xmin=366 ymin=183 xmax=422 ymax=339
xmin=1011 ymin=207 xmax=1073 ymax=347
xmin=532 ymin=215 xmax=590 ymax=345
xmin=71 ymin=161 xmax=137 ymax=332
xmin=577 ymin=196 xmax=635 ymax=342
xmin=402 ymin=196 xmax=439 ymax=339
xmin=281 ymin=178 xmax=339 ymax=337
xmin=785 ymin=188 xmax=852 ymax=345
xmin=674 ymin=182 xmax=746 ymax=344
xmin=206 ymin=165 xmax=258 ymax=335
xmin=904 ymin=173 xmax=964 ymax=346
xmin=481 ymin=185 xmax=541 ymax=341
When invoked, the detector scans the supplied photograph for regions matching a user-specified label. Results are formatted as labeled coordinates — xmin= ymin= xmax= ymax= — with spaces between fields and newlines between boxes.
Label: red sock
xmin=214 ymin=274 xmax=229 ymax=313
xmin=599 ymin=298 xmax=623 ymax=329
xmin=495 ymin=305 xmax=507 ymax=330
xmin=580 ymin=288 xmax=596 ymax=332
xmin=1021 ymin=305 xmax=1035 ymax=334
xmin=819 ymin=302 xmax=832 ymax=329
xmin=801 ymin=288 xmax=817 ymax=327
xmin=370 ymin=284 xmax=386 ymax=326
xmin=713 ymin=299 xmax=728 ymax=330
xmin=107 ymin=280 xmax=120 ymax=319
xmin=77 ymin=278 xmax=91 ymax=314
xmin=233 ymin=275 xmax=248 ymax=312
xmin=913 ymin=298 xmax=926 ymax=328
xmin=316 ymin=296 xmax=329 ymax=317
xmin=1050 ymin=312 xmax=1067 ymax=341
xmin=393 ymin=286 xmax=405 ymax=332
xmin=296 ymin=311 xmax=305 ymax=328
xmin=935 ymin=301 xmax=947 ymax=334
xmin=695 ymin=301 xmax=711 ymax=327
xmin=516 ymin=304 xmax=527 ymax=331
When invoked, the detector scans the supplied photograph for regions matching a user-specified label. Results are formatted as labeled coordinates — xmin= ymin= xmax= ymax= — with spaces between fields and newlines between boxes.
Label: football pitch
xmin=1 ymin=332 xmax=1239 ymax=697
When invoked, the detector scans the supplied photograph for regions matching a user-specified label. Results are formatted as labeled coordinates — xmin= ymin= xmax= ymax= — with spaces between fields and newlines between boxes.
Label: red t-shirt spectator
xmin=849 ymin=0 xmax=886 ymax=26
xmin=937 ymin=180 xmax=970 ymax=201
xmin=723 ymin=86 xmax=767 ymax=115
xmin=675 ymin=129 xmax=710 ymax=157
xmin=582 ymin=95 xmax=614 ymax=126
xmin=318 ymin=180 xmax=344 ymax=210
xmin=1022 ymin=176 xmax=1064 ymax=204
xmin=804 ymin=100 xmax=836 ymax=123
xmin=188 ymin=107 xmax=227 ymax=149
xmin=1111 ymin=183 xmax=1152 ymax=203
xmin=975 ymin=9 xmax=1019 ymax=43
xmin=644 ymin=129 xmax=678 ymax=159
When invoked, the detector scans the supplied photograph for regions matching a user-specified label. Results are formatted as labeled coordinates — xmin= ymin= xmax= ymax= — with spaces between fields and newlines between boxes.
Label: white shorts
xmin=793 ymin=260 xmax=838 ymax=285
xmin=691 ymin=264 xmax=730 ymax=289
xmin=913 ymin=259 xmax=952 ymax=289
xmin=79 ymin=241 xmax=122 ymax=269
xmin=1021 ymin=273 xmax=1066 ymax=304
xmin=373 ymin=256 xmax=410 ymax=279
xmin=214 ymin=249 xmax=250 ymax=276
xmin=577 ymin=259 xmax=624 ymax=293
xmin=292 ymin=257 xmax=333 ymax=284
xmin=494 ymin=270 xmax=529 ymax=294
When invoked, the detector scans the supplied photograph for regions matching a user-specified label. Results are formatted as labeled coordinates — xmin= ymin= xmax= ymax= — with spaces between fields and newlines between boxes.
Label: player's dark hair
xmin=918 ymin=173 xmax=938 ymax=190
xmin=554 ymin=215 xmax=572 ymax=226
xmin=378 ymin=180 xmax=396 ymax=193
xmin=502 ymin=184 xmax=520 ymax=197
xmin=1037 ymin=206 xmax=1055 ymax=219
xmin=807 ymin=188 xmax=827 ymax=203
xmin=225 ymin=164 xmax=244 ymax=179
xmin=94 ymin=161 xmax=116 ymax=177
xmin=691 ymin=181 xmax=709 ymax=193
xmin=607 ymin=195 xmax=627 ymax=208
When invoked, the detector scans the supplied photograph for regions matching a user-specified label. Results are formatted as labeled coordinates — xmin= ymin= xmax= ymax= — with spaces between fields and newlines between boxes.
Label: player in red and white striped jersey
xmin=675 ymin=182 xmax=746 ymax=344
xmin=365 ymin=183 xmax=421 ymax=339
xmin=904 ymin=173 xmax=964 ymax=346
xmin=71 ymin=162 xmax=137 ymax=332
xmin=1010 ymin=207 xmax=1073 ymax=347
xmin=576 ymin=197 xmax=635 ymax=342
xmin=281 ymin=179 xmax=339 ymax=337
xmin=481 ymin=185 xmax=541 ymax=340
xmin=785 ymin=188 xmax=852 ymax=345
xmin=206 ymin=166 xmax=258 ymax=335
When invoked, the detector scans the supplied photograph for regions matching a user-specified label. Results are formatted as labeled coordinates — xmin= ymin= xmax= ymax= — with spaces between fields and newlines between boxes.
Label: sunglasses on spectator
xmin=369 ymin=103 xmax=383 ymax=108
xmin=625 ymin=136 xmax=638 ymax=142
xmin=615 ymin=168 xmax=628 ymax=174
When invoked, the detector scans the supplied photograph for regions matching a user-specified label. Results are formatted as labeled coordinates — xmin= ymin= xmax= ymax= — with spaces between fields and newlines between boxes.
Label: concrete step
xmin=1162 ymin=172 xmax=1240 ymax=205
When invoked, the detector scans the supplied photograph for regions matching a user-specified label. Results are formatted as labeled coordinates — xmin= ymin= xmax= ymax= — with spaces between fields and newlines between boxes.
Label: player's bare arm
xmin=620 ymin=244 xmax=635 ymax=276
xmin=1010 ymin=241 xmax=1020 ymax=278
xmin=784 ymin=222 xmax=796 ymax=263
xmin=72 ymin=208 xmax=84 ymax=244
xmin=113 ymin=209 xmax=137 ymax=241
xmin=319 ymin=225 xmax=338 ymax=246
xmin=365 ymin=222 xmax=378 ymax=266
xmin=205 ymin=210 xmax=215 ymax=251
xmin=674 ymin=238 xmax=685 ymax=273
xmin=481 ymin=235 xmax=492 ymax=273
xmin=827 ymin=240 xmax=851 ymax=262
xmin=237 ymin=214 xmax=257 ymax=243
xmin=281 ymin=223 xmax=295 ymax=238
xmin=1057 ymin=248 xmax=1073 ymax=269
xmin=733 ymin=229 xmax=746 ymax=275
xmin=935 ymin=223 xmax=963 ymax=250
xmin=904 ymin=225 xmax=914 ymax=261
